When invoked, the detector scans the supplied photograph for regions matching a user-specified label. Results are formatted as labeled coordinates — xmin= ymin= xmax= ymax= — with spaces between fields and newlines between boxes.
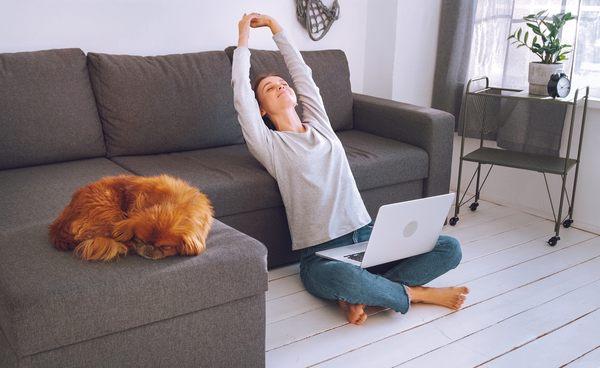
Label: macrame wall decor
xmin=295 ymin=0 xmax=340 ymax=41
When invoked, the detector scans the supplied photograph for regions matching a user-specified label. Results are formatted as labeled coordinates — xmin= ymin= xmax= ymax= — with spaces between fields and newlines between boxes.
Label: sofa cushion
xmin=111 ymin=144 xmax=283 ymax=218
xmin=0 ymin=49 xmax=106 ymax=170
xmin=337 ymin=129 xmax=429 ymax=189
xmin=225 ymin=46 xmax=353 ymax=132
xmin=0 ymin=219 xmax=267 ymax=357
xmin=110 ymin=129 xmax=428 ymax=218
xmin=0 ymin=158 xmax=132 ymax=234
xmin=87 ymin=51 xmax=244 ymax=157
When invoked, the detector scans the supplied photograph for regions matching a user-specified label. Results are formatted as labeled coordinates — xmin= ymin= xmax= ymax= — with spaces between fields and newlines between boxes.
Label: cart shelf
xmin=468 ymin=87 xmax=586 ymax=105
xmin=463 ymin=147 xmax=578 ymax=175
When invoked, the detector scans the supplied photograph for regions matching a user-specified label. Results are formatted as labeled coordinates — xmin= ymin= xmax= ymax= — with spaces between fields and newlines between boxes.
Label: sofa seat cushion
xmin=338 ymin=129 xmax=429 ymax=190
xmin=0 ymin=49 xmax=106 ymax=170
xmin=87 ymin=51 xmax=244 ymax=157
xmin=0 ymin=219 xmax=267 ymax=357
xmin=0 ymin=158 xmax=132 ymax=234
xmin=110 ymin=144 xmax=283 ymax=218
xmin=111 ymin=130 xmax=428 ymax=218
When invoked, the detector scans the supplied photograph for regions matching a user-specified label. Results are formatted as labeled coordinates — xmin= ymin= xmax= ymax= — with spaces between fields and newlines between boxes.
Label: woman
xmin=232 ymin=12 xmax=469 ymax=325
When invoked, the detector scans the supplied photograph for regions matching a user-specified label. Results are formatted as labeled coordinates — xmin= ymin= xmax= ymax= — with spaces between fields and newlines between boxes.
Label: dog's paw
xmin=112 ymin=220 xmax=134 ymax=242
xmin=75 ymin=237 xmax=128 ymax=261
xmin=178 ymin=233 xmax=206 ymax=256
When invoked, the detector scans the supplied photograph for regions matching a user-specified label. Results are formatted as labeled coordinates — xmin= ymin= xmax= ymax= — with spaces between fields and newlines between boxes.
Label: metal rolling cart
xmin=449 ymin=76 xmax=590 ymax=246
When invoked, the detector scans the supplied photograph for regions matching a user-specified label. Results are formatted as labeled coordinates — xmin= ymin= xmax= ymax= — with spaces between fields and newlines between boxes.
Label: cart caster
xmin=469 ymin=202 xmax=479 ymax=211
xmin=562 ymin=219 xmax=573 ymax=228
xmin=449 ymin=217 xmax=459 ymax=226
xmin=547 ymin=236 xmax=560 ymax=246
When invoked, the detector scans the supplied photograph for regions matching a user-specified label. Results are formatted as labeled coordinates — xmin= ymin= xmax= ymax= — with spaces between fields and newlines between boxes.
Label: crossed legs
xmin=300 ymin=235 xmax=469 ymax=325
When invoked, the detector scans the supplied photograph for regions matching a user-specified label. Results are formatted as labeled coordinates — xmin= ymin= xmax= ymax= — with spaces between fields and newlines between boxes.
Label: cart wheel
xmin=469 ymin=202 xmax=479 ymax=211
xmin=547 ymin=236 xmax=560 ymax=246
xmin=449 ymin=217 xmax=459 ymax=226
xmin=562 ymin=219 xmax=573 ymax=228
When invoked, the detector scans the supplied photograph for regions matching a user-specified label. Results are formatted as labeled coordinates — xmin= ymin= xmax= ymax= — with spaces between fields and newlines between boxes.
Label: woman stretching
xmin=232 ymin=12 xmax=469 ymax=325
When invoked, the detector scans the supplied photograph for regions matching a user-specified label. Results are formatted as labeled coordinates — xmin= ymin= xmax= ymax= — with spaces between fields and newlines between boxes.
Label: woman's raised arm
xmin=251 ymin=14 xmax=332 ymax=131
xmin=231 ymin=13 xmax=275 ymax=176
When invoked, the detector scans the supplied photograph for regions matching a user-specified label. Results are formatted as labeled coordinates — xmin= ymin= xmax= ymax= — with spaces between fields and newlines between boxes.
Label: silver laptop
xmin=316 ymin=193 xmax=455 ymax=268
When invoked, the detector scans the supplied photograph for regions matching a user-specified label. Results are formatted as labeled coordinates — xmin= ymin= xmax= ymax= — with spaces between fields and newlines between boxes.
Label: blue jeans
xmin=299 ymin=220 xmax=462 ymax=313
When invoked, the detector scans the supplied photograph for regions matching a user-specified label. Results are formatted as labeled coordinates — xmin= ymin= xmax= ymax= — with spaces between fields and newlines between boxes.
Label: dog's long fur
xmin=49 ymin=174 xmax=214 ymax=261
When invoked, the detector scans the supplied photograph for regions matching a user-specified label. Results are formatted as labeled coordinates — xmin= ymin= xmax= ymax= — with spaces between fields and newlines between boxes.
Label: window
xmin=468 ymin=0 xmax=600 ymax=98
xmin=573 ymin=1 xmax=600 ymax=97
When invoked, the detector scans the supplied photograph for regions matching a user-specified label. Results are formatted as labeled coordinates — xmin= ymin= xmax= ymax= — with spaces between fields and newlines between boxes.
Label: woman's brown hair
xmin=252 ymin=72 xmax=282 ymax=131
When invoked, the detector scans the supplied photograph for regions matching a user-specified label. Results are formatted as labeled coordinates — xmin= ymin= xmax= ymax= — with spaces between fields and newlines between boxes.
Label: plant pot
xmin=528 ymin=62 xmax=563 ymax=95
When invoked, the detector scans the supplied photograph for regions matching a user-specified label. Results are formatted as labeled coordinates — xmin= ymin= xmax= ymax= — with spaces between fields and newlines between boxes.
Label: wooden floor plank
xmin=564 ymin=346 xmax=600 ymax=367
xmin=483 ymin=310 xmax=600 ymax=367
xmin=268 ymin=263 xmax=300 ymax=282
xmin=267 ymin=290 xmax=327 ymax=325
xmin=265 ymin=234 xmax=600 ymax=366
xmin=444 ymin=201 xmax=517 ymax=232
xmin=427 ymin=227 xmax=593 ymax=287
xmin=397 ymin=280 xmax=600 ymax=367
xmin=266 ymin=273 xmax=305 ymax=302
xmin=444 ymin=211 xmax=542 ymax=245
xmin=459 ymin=219 xmax=550 ymax=263
xmin=315 ymin=255 xmax=600 ymax=367
xmin=265 ymin=199 xmax=599 ymax=368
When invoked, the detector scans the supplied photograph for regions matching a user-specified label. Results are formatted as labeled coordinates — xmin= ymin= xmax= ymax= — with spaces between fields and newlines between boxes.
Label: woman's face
xmin=256 ymin=76 xmax=297 ymax=118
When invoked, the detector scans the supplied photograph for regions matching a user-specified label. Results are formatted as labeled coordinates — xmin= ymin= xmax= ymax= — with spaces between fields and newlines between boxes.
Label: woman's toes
xmin=460 ymin=286 xmax=470 ymax=294
xmin=454 ymin=297 xmax=465 ymax=309
xmin=345 ymin=304 xmax=367 ymax=325
xmin=356 ymin=312 xmax=368 ymax=325
xmin=352 ymin=310 xmax=367 ymax=325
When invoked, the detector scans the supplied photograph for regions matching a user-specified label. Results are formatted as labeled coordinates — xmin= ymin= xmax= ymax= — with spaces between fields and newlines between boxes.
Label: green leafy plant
xmin=507 ymin=10 xmax=575 ymax=64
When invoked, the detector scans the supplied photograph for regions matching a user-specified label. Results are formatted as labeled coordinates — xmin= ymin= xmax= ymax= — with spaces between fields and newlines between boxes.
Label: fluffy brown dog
xmin=49 ymin=174 xmax=214 ymax=261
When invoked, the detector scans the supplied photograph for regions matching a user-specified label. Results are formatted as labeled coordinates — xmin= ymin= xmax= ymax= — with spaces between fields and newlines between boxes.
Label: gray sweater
xmin=231 ymin=29 xmax=371 ymax=250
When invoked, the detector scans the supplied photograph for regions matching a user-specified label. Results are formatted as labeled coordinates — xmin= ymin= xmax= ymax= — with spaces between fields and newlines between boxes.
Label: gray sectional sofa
xmin=0 ymin=43 xmax=453 ymax=367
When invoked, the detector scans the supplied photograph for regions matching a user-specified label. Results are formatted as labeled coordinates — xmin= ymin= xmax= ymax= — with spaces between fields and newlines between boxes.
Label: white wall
xmin=1 ymin=0 xmax=442 ymax=107
xmin=362 ymin=0 xmax=398 ymax=99
xmin=361 ymin=0 xmax=442 ymax=106
xmin=391 ymin=0 xmax=441 ymax=106
xmin=0 ymin=0 xmax=369 ymax=92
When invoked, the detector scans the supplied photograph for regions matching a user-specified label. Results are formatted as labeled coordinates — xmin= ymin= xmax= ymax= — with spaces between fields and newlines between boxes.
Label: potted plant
xmin=508 ymin=10 xmax=575 ymax=95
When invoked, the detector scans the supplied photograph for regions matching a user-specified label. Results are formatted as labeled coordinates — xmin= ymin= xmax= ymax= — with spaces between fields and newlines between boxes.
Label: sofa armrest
xmin=352 ymin=93 xmax=454 ymax=197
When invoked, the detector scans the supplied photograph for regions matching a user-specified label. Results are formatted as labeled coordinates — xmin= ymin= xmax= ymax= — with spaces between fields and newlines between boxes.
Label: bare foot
xmin=337 ymin=300 xmax=368 ymax=325
xmin=406 ymin=286 xmax=469 ymax=310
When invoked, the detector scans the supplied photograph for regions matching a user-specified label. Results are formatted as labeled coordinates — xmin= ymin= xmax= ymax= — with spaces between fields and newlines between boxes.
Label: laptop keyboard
xmin=345 ymin=251 xmax=365 ymax=262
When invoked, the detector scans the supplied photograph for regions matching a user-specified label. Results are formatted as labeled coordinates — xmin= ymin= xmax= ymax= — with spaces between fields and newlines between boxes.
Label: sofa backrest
xmin=224 ymin=46 xmax=354 ymax=132
xmin=87 ymin=51 xmax=244 ymax=157
xmin=0 ymin=48 xmax=106 ymax=170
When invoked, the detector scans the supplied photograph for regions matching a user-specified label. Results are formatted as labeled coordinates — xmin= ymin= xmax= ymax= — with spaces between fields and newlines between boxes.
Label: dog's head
xmin=113 ymin=201 xmax=213 ymax=260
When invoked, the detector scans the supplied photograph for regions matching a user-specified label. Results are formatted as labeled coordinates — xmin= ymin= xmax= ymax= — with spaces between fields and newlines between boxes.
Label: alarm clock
xmin=547 ymin=72 xmax=571 ymax=98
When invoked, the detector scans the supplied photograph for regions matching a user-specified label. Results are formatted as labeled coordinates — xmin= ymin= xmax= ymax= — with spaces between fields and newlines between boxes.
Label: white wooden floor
xmin=265 ymin=199 xmax=600 ymax=368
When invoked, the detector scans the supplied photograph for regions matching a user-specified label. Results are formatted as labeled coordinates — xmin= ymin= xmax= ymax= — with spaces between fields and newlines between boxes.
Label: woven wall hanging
xmin=295 ymin=0 xmax=340 ymax=41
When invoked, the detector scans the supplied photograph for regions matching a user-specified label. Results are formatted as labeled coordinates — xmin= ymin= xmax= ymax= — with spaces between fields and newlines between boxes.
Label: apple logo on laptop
xmin=403 ymin=220 xmax=418 ymax=237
